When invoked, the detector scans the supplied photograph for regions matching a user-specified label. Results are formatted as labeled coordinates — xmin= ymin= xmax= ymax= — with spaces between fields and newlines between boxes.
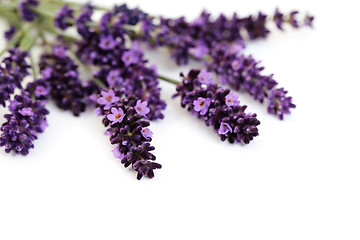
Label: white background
xmin=1 ymin=0 xmax=360 ymax=239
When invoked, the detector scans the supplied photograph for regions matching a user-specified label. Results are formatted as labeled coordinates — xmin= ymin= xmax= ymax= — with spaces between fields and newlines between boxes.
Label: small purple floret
xmin=193 ymin=97 xmax=211 ymax=115
xmin=218 ymin=122 xmax=233 ymax=135
xmin=135 ymin=100 xmax=150 ymax=116
xmin=107 ymin=107 xmax=125 ymax=124
xmin=18 ymin=107 xmax=34 ymax=117
xmin=121 ymin=50 xmax=139 ymax=66
xmin=97 ymin=89 xmax=120 ymax=110
xmin=197 ymin=70 xmax=213 ymax=84
xmin=141 ymin=127 xmax=153 ymax=139
xmin=225 ymin=92 xmax=240 ymax=107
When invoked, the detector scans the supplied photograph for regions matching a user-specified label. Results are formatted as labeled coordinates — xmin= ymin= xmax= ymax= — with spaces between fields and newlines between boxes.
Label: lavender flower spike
xmin=174 ymin=70 xmax=260 ymax=144
xmin=97 ymin=90 xmax=161 ymax=180
xmin=0 ymin=91 xmax=49 ymax=155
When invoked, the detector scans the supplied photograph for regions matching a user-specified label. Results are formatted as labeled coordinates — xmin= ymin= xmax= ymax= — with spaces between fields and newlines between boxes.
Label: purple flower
xmin=189 ymin=43 xmax=209 ymax=59
xmin=112 ymin=145 xmax=125 ymax=159
xmin=39 ymin=47 xmax=99 ymax=116
xmin=207 ymin=43 xmax=295 ymax=119
xmin=106 ymin=70 xmax=123 ymax=86
xmin=0 ymin=48 xmax=30 ymax=107
xmin=98 ymin=95 xmax=161 ymax=180
xmin=54 ymin=5 xmax=74 ymax=30
xmin=99 ymin=35 xmax=117 ymax=50
xmin=225 ymin=92 xmax=240 ymax=107
xmin=141 ymin=127 xmax=153 ymax=139
xmin=97 ymin=89 xmax=120 ymax=110
xmin=193 ymin=97 xmax=211 ymax=115
xmin=174 ymin=70 xmax=260 ymax=144
xmin=0 ymin=92 xmax=49 ymax=155
xmin=304 ymin=14 xmax=315 ymax=27
xmin=218 ymin=122 xmax=232 ymax=135
xmin=273 ymin=8 xmax=284 ymax=30
xmin=53 ymin=46 xmax=66 ymax=58
xmin=267 ymin=88 xmax=296 ymax=120
xmin=121 ymin=50 xmax=138 ymax=66
xmin=231 ymin=59 xmax=243 ymax=71
xmin=107 ymin=107 xmax=125 ymax=124
xmin=34 ymin=85 xmax=49 ymax=98
xmin=135 ymin=100 xmax=150 ymax=116
xmin=4 ymin=26 xmax=16 ymax=41
xmin=18 ymin=107 xmax=34 ymax=117
xmin=41 ymin=67 xmax=52 ymax=79
xmin=197 ymin=70 xmax=213 ymax=84
xmin=19 ymin=0 xmax=39 ymax=22
xmin=289 ymin=11 xmax=299 ymax=28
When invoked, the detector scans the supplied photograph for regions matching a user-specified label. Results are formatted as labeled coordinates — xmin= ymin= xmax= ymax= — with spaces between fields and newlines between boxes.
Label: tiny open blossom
xmin=34 ymin=85 xmax=49 ymax=97
xmin=189 ymin=44 xmax=209 ymax=59
xmin=135 ymin=100 xmax=150 ymax=116
xmin=97 ymin=89 xmax=119 ymax=110
xmin=218 ymin=122 xmax=233 ymax=135
xmin=122 ymin=50 xmax=138 ymax=66
xmin=225 ymin=92 xmax=240 ymax=107
xmin=18 ymin=107 xmax=34 ymax=117
xmin=112 ymin=145 xmax=125 ymax=159
xmin=53 ymin=46 xmax=66 ymax=58
xmin=197 ymin=69 xmax=213 ymax=84
xmin=106 ymin=70 xmax=123 ymax=86
xmin=99 ymin=35 xmax=117 ymax=50
xmin=193 ymin=97 xmax=211 ymax=115
xmin=141 ymin=127 xmax=153 ymax=139
xmin=41 ymin=67 xmax=52 ymax=79
xmin=107 ymin=107 xmax=125 ymax=124
xmin=231 ymin=59 xmax=243 ymax=71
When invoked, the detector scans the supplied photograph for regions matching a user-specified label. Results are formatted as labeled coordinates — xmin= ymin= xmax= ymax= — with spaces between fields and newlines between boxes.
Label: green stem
xmin=29 ymin=54 xmax=38 ymax=79
xmin=0 ymin=29 xmax=24 ymax=57
xmin=157 ymin=74 xmax=181 ymax=85
xmin=68 ymin=50 xmax=106 ymax=88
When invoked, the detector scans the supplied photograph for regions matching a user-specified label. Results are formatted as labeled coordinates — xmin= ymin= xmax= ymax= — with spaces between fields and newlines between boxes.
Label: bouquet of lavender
xmin=0 ymin=0 xmax=313 ymax=179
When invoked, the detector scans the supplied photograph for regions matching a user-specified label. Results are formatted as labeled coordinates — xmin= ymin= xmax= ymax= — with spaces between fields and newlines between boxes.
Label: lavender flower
xmin=174 ymin=70 xmax=260 ymax=144
xmin=74 ymin=6 xmax=166 ymax=120
xmin=0 ymin=91 xmax=49 ymax=155
xmin=0 ymin=48 xmax=30 ymax=107
xmin=19 ymin=0 xmax=39 ymax=22
xmin=107 ymin=107 xmax=125 ymax=124
xmin=54 ymin=5 xmax=74 ymax=30
xmin=97 ymin=89 xmax=120 ymax=110
xmin=193 ymin=97 xmax=211 ymax=115
xmin=4 ymin=26 xmax=17 ymax=41
xmin=198 ymin=70 xmax=214 ymax=84
xmin=141 ymin=127 xmax=153 ymax=139
xmin=135 ymin=100 xmax=150 ymax=116
xmin=38 ymin=46 xmax=99 ymax=116
xmin=121 ymin=50 xmax=139 ymax=66
xmin=267 ymin=88 xmax=296 ymax=120
xmin=97 ymin=91 xmax=161 ymax=180
xmin=206 ymin=42 xmax=295 ymax=119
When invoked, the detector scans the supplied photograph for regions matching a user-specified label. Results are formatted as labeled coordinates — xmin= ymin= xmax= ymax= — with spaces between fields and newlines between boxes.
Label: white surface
xmin=1 ymin=0 xmax=360 ymax=239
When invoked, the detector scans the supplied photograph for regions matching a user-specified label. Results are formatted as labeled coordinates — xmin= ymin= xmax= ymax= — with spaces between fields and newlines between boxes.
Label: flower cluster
xmin=19 ymin=0 xmax=39 ymax=22
xmin=54 ymin=5 xmax=74 ymax=30
xmin=96 ymin=89 xmax=161 ymax=180
xmin=148 ymin=8 xmax=314 ymax=65
xmin=0 ymin=91 xmax=49 ymax=155
xmin=206 ymin=42 xmax=295 ymax=119
xmin=174 ymin=70 xmax=260 ymax=144
xmin=75 ymin=6 xmax=166 ymax=120
xmin=38 ymin=45 xmax=98 ymax=116
xmin=4 ymin=26 xmax=17 ymax=41
xmin=0 ymin=48 xmax=30 ymax=107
